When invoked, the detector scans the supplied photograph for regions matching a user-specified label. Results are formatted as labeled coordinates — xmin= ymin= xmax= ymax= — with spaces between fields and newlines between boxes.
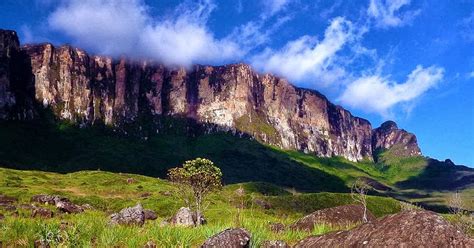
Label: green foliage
xmin=168 ymin=158 xmax=223 ymax=195
xmin=168 ymin=158 xmax=223 ymax=223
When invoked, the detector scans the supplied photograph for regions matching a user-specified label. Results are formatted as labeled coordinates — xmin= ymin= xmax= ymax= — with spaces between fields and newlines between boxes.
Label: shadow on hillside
xmin=0 ymin=117 xmax=349 ymax=193
xmin=395 ymin=159 xmax=474 ymax=191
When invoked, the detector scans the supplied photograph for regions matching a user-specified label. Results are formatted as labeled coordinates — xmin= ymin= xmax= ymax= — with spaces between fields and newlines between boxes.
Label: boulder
xmin=109 ymin=204 xmax=145 ymax=226
xmin=201 ymin=228 xmax=251 ymax=248
xmin=171 ymin=207 xmax=195 ymax=227
xmin=31 ymin=194 xmax=62 ymax=205
xmin=290 ymin=204 xmax=375 ymax=231
xmin=0 ymin=194 xmax=17 ymax=204
xmin=144 ymin=209 xmax=158 ymax=220
xmin=295 ymin=210 xmax=474 ymax=247
xmin=261 ymin=240 xmax=289 ymax=248
xmin=31 ymin=207 xmax=54 ymax=218
xmin=254 ymin=199 xmax=272 ymax=210
xmin=56 ymin=200 xmax=83 ymax=214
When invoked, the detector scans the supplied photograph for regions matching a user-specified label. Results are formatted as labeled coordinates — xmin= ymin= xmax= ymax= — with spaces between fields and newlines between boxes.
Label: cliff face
xmin=372 ymin=121 xmax=421 ymax=157
xmin=0 ymin=29 xmax=419 ymax=162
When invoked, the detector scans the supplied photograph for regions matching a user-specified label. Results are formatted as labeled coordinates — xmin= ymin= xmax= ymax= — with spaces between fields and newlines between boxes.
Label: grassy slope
xmin=0 ymin=167 xmax=401 ymax=247
xmin=0 ymin=119 xmax=472 ymax=212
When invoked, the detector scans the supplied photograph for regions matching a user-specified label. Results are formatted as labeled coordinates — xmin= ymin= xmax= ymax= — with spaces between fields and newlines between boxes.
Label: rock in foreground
xmin=295 ymin=210 xmax=474 ymax=247
xmin=109 ymin=204 xmax=145 ymax=226
xmin=202 ymin=228 xmax=251 ymax=248
xmin=291 ymin=204 xmax=375 ymax=231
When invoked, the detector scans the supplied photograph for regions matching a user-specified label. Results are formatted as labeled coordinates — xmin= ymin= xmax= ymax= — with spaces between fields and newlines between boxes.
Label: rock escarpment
xmin=372 ymin=120 xmax=421 ymax=157
xmin=0 ymin=29 xmax=420 ymax=162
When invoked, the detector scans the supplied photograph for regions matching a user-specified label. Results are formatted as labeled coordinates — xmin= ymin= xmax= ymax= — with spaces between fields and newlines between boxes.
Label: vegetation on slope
xmin=0 ymin=167 xmax=402 ymax=247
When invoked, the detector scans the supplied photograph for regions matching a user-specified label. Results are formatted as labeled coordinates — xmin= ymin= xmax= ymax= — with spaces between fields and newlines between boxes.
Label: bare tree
xmin=448 ymin=191 xmax=473 ymax=234
xmin=351 ymin=178 xmax=372 ymax=223
xmin=448 ymin=191 xmax=464 ymax=216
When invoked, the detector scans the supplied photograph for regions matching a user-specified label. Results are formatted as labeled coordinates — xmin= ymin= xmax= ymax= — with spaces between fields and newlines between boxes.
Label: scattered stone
xmin=1 ymin=204 xmax=16 ymax=211
xmin=126 ymin=178 xmax=136 ymax=184
xmin=31 ymin=194 xmax=61 ymax=205
xmin=31 ymin=207 xmax=54 ymax=218
xmin=144 ymin=209 xmax=158 ymax=220
xmin=295 ymin=210 xmax=474 ymax=247
xmin=143 ymin=241 xmax=157 ymax=248
xmin=140 ymin=192 xmax=152 ymax=198
xmin=254 ymin=199 xmax=272 ymax=210
xmin=201 ymin=228 xmax=251 ymax=248
xmin=159 ymin=191 xmax=172 ymax=196
xmin=0 ymin=194 xmax=17 ymax=204
xmin=81 ymin=204 xmax=93 ymax=210
xmin=56 ymin=200 xmax=83 ymax=214
xmin=109 ymin=204 xmax=145 ymax=226
xmin=261 ymin=240 xmax=289 ymax=248
xmin=290 ymin=204 xmax=375 ymax=231
xmin=269 ymin=222 xmax=286 ymax=233
xmin=171 ymin=207 xmax=195 ymax=227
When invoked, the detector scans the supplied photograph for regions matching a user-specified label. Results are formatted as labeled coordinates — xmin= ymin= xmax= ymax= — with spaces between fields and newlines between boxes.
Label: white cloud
xmin=48 ymin=0 xmax=242 ymax=67
xmin=251 ymin=17 xmax=353 ymax=84
xmin=338 ymin=65 xmax=444 ymax=116
xmin=263 ymin=0 xmax=292 ymax=16
xmin=469 ymin=71 xmax=474 ymax=79
xmin=367 ymin=0 xmax=420 ymax=28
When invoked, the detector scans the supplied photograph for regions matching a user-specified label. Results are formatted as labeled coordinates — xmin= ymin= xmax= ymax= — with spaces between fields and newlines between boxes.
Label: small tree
xmin=351 ymin=178 xmax=371 ymax=223
xmin=448 ymin=191 xmax=473 ymax=233
xmin=168 ymin=158 xmax=222 ymax=225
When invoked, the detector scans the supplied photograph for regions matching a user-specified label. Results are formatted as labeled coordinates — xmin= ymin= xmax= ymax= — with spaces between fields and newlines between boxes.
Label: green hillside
xmin=0 ymin=119 xmax=472 ymax=212
xmin=0 ymin=167 xmax=401 ymax=247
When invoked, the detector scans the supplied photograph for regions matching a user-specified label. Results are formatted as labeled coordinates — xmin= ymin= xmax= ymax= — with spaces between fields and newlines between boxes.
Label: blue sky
xmin=1 ymin=0 xmax=473 ymax=166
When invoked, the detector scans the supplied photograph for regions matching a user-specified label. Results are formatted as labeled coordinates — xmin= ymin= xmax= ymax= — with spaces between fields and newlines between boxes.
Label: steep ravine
xmin=0 ymin=29 xmax=420 ymax=162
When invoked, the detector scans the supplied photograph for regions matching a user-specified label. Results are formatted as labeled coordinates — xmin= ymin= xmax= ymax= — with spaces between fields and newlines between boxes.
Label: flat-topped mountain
xmin=0 ymin=29 xmax=421 ymax=162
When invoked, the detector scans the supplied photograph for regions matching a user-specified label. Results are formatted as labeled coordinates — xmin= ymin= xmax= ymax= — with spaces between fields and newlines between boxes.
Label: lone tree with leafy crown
xmin=168 ymin=158 xmax=222 ymax=226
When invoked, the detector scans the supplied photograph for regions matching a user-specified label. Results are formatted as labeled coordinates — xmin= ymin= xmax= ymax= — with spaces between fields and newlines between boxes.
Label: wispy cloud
xmin=251 ymin=17 xmax=353 ymax=85
xmin=338 ymin=65 xmax=444 ymax=116
xmin=48 ymin=0 xmax=242 ymax=67
xmin=262 ymin=0 xmax=292 ymax=16
xmin=367 ymin=0 xmax=420 ymax=28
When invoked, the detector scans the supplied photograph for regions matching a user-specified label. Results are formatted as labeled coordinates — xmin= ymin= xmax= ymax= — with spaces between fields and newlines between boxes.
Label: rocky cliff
xmin=372 ymin=121 xmax=421 ymax=157
xmin=0 ymin=29 xmax=420 ymax=162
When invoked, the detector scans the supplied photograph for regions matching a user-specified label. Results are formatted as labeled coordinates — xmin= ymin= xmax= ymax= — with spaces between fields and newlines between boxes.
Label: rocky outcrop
xmin=372 ymin=120 xmax=421 ymax=158
xmin=109 ymin=204 xmax=145 ymax=226
xmin=295 ymin=210 xmax=474 ymax=247
xmin=202 ymin=228 xmax=251 ymax=248
xmin=170 ymin=207 xmax=195 ymax=227
xmin=0 ymin=29 xmax=421 ymax=161
xmin=290 ymin=204 xmax=376 ymax=231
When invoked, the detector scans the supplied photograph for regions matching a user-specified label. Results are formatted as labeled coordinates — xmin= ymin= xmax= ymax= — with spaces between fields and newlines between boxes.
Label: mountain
xmin=0 ymin=29 xmax=420 ymax=162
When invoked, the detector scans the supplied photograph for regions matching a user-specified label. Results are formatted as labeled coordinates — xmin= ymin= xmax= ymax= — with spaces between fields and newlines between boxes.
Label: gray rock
xmin=201 ymin=228 xmax=251 ymax=248
xmin=171 ymin=207 xmax=195 ymax=227
xmin=55 ymin=200 xmax=83 ymax=214
xmin=109 ymin=204 xmax=145 ymax=226
xmin=261 ymin=240 xmax=289 ymax=248
xmin=144 ymin=209 xmax=158 ymax=220
xmin=31 ymin=207 xmax=54 ymax=218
